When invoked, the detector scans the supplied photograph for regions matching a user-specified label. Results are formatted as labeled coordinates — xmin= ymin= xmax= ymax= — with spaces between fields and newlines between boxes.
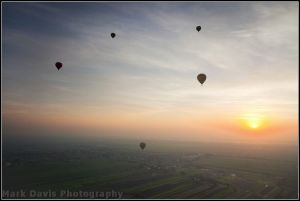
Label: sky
xmin=2 ymin=2 xmax=299 ymax=144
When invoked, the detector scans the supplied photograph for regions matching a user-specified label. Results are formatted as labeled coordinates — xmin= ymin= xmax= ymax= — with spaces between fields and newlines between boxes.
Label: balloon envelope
xmin=197 ymin=73 xmax=206 ymax=85
xmin=140 ymin=142 xmax=146 ymax=150
xmin=196 ymin=26 xmax=201 ymax=32
xmin=55 ymin=62 xmax=63 ymax=70
xmin=111 ymin=33 xmax=116 ymax=38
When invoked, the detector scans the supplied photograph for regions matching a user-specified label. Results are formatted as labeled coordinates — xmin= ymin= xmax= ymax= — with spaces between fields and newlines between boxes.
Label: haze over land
xmin=2 ymin=134 xmax=298 ymax=199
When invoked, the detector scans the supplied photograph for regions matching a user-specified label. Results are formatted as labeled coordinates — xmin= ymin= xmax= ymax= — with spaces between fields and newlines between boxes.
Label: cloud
xmin=2 ymin=2 xmax=298 ymax=141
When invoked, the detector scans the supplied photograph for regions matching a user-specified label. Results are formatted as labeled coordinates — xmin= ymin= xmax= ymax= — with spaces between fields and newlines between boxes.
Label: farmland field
xmin=2 ymin=135 xmax=298 ymax=199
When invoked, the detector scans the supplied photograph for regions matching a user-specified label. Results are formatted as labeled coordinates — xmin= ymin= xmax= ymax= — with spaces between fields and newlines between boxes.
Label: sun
xmin=248 ymin=119 xmax=260 ymax=129
xmin=239 ymin=113 xmax=265 ymax=130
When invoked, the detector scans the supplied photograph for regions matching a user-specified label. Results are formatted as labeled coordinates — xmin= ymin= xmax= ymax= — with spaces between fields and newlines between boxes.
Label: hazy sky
xmin=2 ymin=2 xmax=299 ymax=144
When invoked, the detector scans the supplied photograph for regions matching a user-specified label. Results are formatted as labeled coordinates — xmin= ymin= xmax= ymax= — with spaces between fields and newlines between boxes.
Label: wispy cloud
xmin=3 ymin=2 xmax=298 ymax=142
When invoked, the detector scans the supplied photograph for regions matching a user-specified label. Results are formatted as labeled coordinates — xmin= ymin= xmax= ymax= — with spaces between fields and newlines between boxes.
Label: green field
xmin=2 ymin=136 xmax=298 ymax=199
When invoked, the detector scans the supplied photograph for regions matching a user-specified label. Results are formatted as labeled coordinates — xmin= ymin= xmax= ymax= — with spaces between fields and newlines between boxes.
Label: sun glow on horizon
xmin=239 ymin=113 xmax=266 ymax=131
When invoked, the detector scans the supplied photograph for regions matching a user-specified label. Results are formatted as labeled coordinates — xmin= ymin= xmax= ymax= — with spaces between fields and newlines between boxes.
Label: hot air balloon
xmin=111 ymin=33 xmax=116 ymax=38
xmin=197 ymin=73 xmax=206 ymax=85
xmin=55 ymin=62 xmax=63 ymax=70
xmin=140 ymin=142 xmax=146 ymax=151
xmin=196 ymin=26 xmax=201 ymax=32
